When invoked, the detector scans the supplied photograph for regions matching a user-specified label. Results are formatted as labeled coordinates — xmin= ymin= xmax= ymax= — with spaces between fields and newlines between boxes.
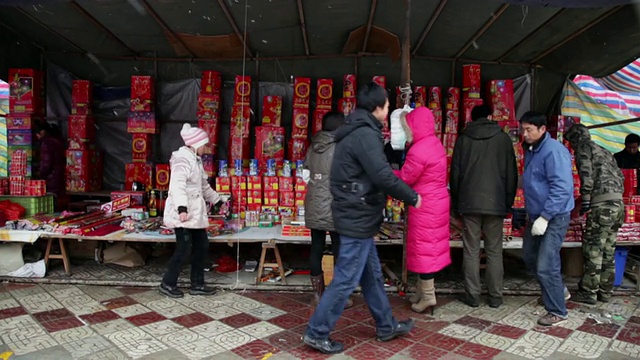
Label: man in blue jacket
xmin=520 ymin=111 xmax=575 ymax=327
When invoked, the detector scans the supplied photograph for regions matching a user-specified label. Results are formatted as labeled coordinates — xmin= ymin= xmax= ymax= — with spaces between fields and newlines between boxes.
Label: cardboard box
xmin=68 ymin=115 xmax=96 ymax=140
xmin=248 ymin=176 xmax=262 ymax=190
xmin=130 ymin=75 xmax=155 ymax=112
xmin=9 ymin=68 xmax=44 ymax=114
xmin=215 ymin=177 xmax=231 ymax=193
xmin=295 ymin=177 xmax=307 ymax=192
xmin=278 ymin=176 xmax=294 ymax=192
xmin=263 ymin=176 xmax=279 ymax=191
xmin=231 ymin=176 xmax=247 ymax=191
xmin=312 ymin=109 xmax=329 ymax=136
xmin=462 ymin=64 xmax=481 ymax=98
xmin=291 ymin=107 xmax=309 ymax=139
xmin=200 ymin=70 xmax=222 ymax=94
xmin=155 ymin=164 xmax=170 ymax=190
xmin=414 ymin=86 xmax=427 ymax=108
xmin=127 ymin=112 xmax=158 ymax=134
xmin=124 ymin=163 xmax=154 ymax=191
xmin=66 ymin=149 xmax=100 ymax=177
xmin=197 ymin=93 xmax=221 ymax=120
xmin=445 ymin=110 xmax=459 ymax=134
xmin=230 ymin=105 xmax=251 ymax=138
xmin=446 ymin=87 xmax=460 ymax=111
xmin=428 ymin=87 xmax=441 ymax=109
xmin=198 ymin=119 xmax=219 ymax=153
xmin=264 ymin=190 xmax=279 ymax=206
xmin=279 ymin=206 xmax=294 ymax=218
xmin=338 ymin=98 xmax=356 ymax=117
xmin=372 ymin=75 xmax=386 ymax=89
xmin=6 ymin=114 xmax=35 ymax=130
xmin=71 ymin=80 xmax=92 ymax=110
xmin=487 ymin=80 xmax=516 ymax=122
xmin=279 ymin=191 xmax=295 ymax=207
xmin=7 ymin=130 xmax=32 ymax=146
xmin=343 ymin=74 xmax=357 ymax=98
xmin=254 ymin=126 xmax=285 ymax=166
xmin=132 ymin=134 xmax=152 ymax=163
xmin=234 ymin=75 xmax=251 ymax=105
xmin=248 ymin=189 xmax=263 ymax=205
xmin=228 ymin=136 xmax=250 ymax=162
xmin=293 ymin=77 xmax=311 ymax=108
xmin=288 ymin=138 xmax=309 ymax=163
xmin=262 ymin=96 xmax=282 ymax=126
xmin=316 ymin=79 xmax=333 ymax=110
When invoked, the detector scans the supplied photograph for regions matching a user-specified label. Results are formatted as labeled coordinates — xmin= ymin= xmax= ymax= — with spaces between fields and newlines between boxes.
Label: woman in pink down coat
xmin=394 ymin=106 xmax=451 ymax=314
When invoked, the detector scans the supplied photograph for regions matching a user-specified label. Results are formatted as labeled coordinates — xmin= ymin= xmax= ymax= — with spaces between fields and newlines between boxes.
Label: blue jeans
xmin=306 ymin=235 xmax=397 ymax=340
xmin=523 ymin=213 xmax=570 ymax=318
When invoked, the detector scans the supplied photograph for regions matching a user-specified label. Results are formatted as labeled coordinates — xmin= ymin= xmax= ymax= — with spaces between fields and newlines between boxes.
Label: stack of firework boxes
xmin=66 ymin=79 xmax=103 ymax=192
xmin=6 ymin=68 xmax=45 ymax=195
xmin=125 ymin=75 xmax=156 ymax=191
xmin=197 ymin=70 xmax=222 ymax=179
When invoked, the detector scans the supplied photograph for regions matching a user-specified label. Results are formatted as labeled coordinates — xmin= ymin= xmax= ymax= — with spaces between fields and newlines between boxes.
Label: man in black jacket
xmin=614 ymin=133 xmax=640 ymax=169
xmin=450 ymin=105 xmax=518 ymax=308
xmin=304 ymin=83 xmax=421 ymax=354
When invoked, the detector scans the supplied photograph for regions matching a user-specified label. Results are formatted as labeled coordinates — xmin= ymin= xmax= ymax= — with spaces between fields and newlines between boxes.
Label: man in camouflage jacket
xmin=565 ymin=124 xmax=625 ymax=304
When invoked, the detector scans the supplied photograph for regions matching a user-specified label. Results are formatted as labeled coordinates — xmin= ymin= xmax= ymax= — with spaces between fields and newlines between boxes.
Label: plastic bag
xmin=390 ymin=105 xmax=413 ymax=150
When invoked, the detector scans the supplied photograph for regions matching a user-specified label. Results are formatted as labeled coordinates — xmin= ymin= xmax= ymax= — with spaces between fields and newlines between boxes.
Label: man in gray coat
xmin=303 ymin=112 xmax=351 ymax=307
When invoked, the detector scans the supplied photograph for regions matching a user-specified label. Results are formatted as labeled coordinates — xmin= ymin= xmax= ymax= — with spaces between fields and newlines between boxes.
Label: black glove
xmin=580 ymin=200 xmax=591 ymax=215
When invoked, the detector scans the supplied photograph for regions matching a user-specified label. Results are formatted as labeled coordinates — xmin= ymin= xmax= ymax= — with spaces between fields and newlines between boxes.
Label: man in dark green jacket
xmin=450 ymin=105 xmax=518 ymax=308
xmin=565 ymin=124 xmax=624 ymax=304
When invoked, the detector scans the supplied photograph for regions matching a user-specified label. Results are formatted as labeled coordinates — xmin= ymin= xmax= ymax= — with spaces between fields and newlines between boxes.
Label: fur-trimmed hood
xmin=400 ymin=107 xmax=436 ymax=144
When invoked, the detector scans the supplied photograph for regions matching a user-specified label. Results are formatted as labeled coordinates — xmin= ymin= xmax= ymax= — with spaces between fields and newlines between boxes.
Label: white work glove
xmin=531 ymin=217 xmax=549 ymax=236
xmin=302 ymin=169 xmax=311 ymax=184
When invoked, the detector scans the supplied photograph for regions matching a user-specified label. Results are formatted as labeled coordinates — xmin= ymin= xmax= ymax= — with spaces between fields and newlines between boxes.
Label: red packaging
xmin=263 ymin=176 xmax=279 ymax=191
xmin=292 ymin=107 xmax=309 ymax=139
xmin=124 ymin=163 xmax=154 ymax=191
xmin=414 ymin=86 xmax=427 ymax=108
xmin=428 ymin=87 xmax=441 ymax=110
xmin=625 ymin=205 xmax=636 ymax=223
xmin=622 ymin=169 xmax=638 ymax=198
xmin=288 ymin=138 xmax=309 ymax=163
xmin=230 ymin=105 xmax=251 ymax=138
xmin=201 ymin=70 xmax=222 ymax=94
xmin=487 ymin=80 xmax=516 ymax=122
xmin=234 ymin=75 xmax=251 ymax=105
xmin=155 ymin=164 xmax=170 ymax=190
xmin=71 ymin=80 xmax=92 ymax=114
xmin=445 ymin=110 xmax=459 ymax=134
xmin=198 ymin=119 xmax=219 ymax=153
xmin=295 ymin=177 xmax=307 ymax=192
xmin=231 ymin=176 xmax=247 ymax=191
xmin=462 ymin=99 xmax=484 ymax=126
xmin=312 ymin=109 xmax=329 ymax=136
xmin=6 ymin=114 xmax=34 ymax=130
xmin=278 ymin=176 xmax=294 ymax=192
xmin=248 ymin=188 xmax=263 ymax=205
xmin=254 ymin=126 xmax=285 ymax=166
xmin=338 ymin=98 xmax=356 ymax=117
xmin=228 ymin=136 xmax=250 ymax=163
xmin=316 ymin=79 xmax=334 ymax=110
xmin=9 ymin=175 xmax=25 ymax=196
xmin=462 ymin=64 xmax=481 ymax=98
xmin=7 ymin=130 xmax=32 ymax=146
xmin=130 ymin=76 xmax=155 ymax=112
xmin=197 ymin=93 xmax=221 ymax=120
xmin=262 ymin=96 xmax=283 ymax=126
xmin=127 ymin=112 xmax=158 ymax=134
xmin=264 ymin=190 xmax=279 ymax=206
xmin=215 ymin=177 xmax=231 ymax=193
xmin=201 ymin=155 xmax=215 ymax=178
xmin=372 ymin=76 xmax=386 ymax=89
xmin=132 ymin=134 xmax=152 ymax=163
xmin=343 ymin=74 xmax=357 ymax=98
xmin=279 ymin=191 xmax=295 ymax=207
xmin=248 ymin=176 xmax=262 ymax=190
xmin=66 ymin=149 xmax=100 ymax=177
xmin=513 ymin=189 xmax=525 ymax=208
xmin=9 ymin=68 xmax=44 ymax=114
xmin=446 ymin=87 xmax=460 ymax=111
xmin=293 ymin=77 xmax=311 ymax=108
xmin=443 ymin=134 xmax=457 ymax=156
xmin=432 ymin=109 xmax=443 ymax=134
xmin=68 ymin=115 xmax=96 ymax=140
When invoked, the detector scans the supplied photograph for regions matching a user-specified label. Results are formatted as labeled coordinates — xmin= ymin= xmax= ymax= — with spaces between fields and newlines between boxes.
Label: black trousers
xmin=309 ymin=229 xmax=341 ymax=276
xmin=419 ymin=272 xmax=437 ymax=280
xmin=162 ymin=228 xmax=209 ymax=287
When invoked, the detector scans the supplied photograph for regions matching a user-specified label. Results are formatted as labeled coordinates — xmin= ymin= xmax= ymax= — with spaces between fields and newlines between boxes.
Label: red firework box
xmin=263 ymin=176 xmax=279 ymax=191
xmin=622 ymin=169 xmax=638 ymax=198
xmin=127 ymin=112 xmax=158 ymax=134
xmin=262 ymin=95 xmax=283 ymax=126
xmin=279 ymin=191 xmax=295 ymax=207
xmin=343 ymin=74 xmax=357 ymax=98
xmin=248 ymin=188 xmax=263 ymax=206
xmin=6 ymin=114 xmax=35 ymax=130
xmin=24 ymin=180 xmax=47 ymax=197
xmin=338 ymin=98 xmax=356 ymax=117
xmin=155 ymin=164 xmax=170 ymax=190
xmin=514 ymin=189 xmax=525 ymax=208
xmin=432 ymin=109 xmax=443 ymax=134
xmin=372 ymin=76 xmax=386 ymax=89
xmin=198 ymin=119 xmax=219 ymax=153
xmin=71 ymin=80 xmax=92 ymax=115
xmin=446 ymin=87 xmax=460 ymax=111
xmin=625 ymin=205 xmax=636 ymax=223
xmin=279 ymin=176 xmax=294 ymax=192
xmin=130 ymin=76 xmax=155 ymax=112
xmin=264 ymin=190 xmax=279 ymax=206
xmin=9 ymin=68 xmax=44 ymax=114
xmin=255 ymin=126 xmax=285 ymax=166
xmin=228 ymin=137 xmax=250 ymax=163
xmin=200 ymin=70 xmax=222 ymax=94
xmin=234 ymin=75 xmax=251 ymax=106
xmin=445 ymin=110 xmax=459 ymax=134
xmin=124 ymin=163 xmax=154 ymax=191
xmin=68 ymin=115 xmax=96 ymax=140
xmin=231 ymin=105 xmax=251 ymax=138
xmin=201 ymin=155 xmax=215 ymax=178
xmin=295 ymin=190 xmax=306 ymax=207
xmin=288 ymin=138 xmax=309 ymax=163
xmin=414 ymin=86 xmax=427 ymax=108
xmin=487 ymin=80 xmax=516 ymax=122
xmin=443 ymin=133 xmax=457 ymax=156
xmin=292 ymin=107 xmax=309 ymax=139
xmin=248 ymin=176 xmax=262 ymax=190
xmin=230 ymin=176 xmax=247 ymax=191
xmin=9 ymin=175 xmax=25 ymax=196
xmin=215 ymin=177 xmax=231 ymax=193
xmin=197 ymin=93 xmax=221 ymax=121
xmin=462 ymin=64 xmax=481 ymax=99
xmin=463 ymin=99 xmax=484 ymax=126
xmin=66 ymin=149 xmax=100 ymax=178
xmin=295 ymin=177 xmax=307 ymax=192
xmin=293 ymin=77 xmax=311 ymax=108
xmin=428 ymin=87 xmax=442 ymax=110
xmin=316 ymin=79 xmax=333 ymax=110
xmin=132 ymin=134 xmax=152 ymax=162
xmin=7 ymin=130 xmax=32 ymax=146
xmin=312 ymin=109 xmax=329 ymax=136
xmin=514 ymin=143 xmax=525 ymax=175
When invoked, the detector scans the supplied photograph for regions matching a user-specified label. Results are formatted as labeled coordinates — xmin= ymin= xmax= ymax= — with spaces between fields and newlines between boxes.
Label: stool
xmin=256 ymin=240 xmax=286 ymax=285
xmin=44 ymin=238 xmax=71 ymax=275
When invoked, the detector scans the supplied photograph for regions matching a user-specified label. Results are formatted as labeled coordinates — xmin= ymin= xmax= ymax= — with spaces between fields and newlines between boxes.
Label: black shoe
xmin=597 ymin=293 xmax=611 ymax=303
xmin=458 ymin=295 xmax=479 ymax=308
xmin=190 ymin=286 xmax=217 ymax=296
xmin=303 ymin=334 xmax=344 ymax=354
xmin=571 ymin=292 xmax=597 ymax=305
xmin=159 ymin=283 xmax=184 ymax=298
xmin=377 ymin=319 xmax=414 ymax=342
xmin=488 ymin=296 xmax=503 ymax=308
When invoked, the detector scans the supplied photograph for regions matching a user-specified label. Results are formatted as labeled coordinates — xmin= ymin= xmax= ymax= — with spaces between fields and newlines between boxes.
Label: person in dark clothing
xmin=450 ymin=105 xmax=518 ymax=309
xmin=303 ymin=111 xmax=352 ymax=309
xmin=304 ymin=83 xmax=421 ymax=354
xmin=614 ymin=133 xmax=640 ymax=169
xmin=35 ymin=122 xmax=66 ymax=199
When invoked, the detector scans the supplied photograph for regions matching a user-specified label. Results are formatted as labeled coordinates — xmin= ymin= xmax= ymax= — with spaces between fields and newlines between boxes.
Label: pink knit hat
xmin=180 ymin=123 xmax=209 ymax=150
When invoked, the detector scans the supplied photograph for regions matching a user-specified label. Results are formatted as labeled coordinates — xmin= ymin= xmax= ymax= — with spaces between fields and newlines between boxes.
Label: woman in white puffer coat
xmin=160 ymin=123 xmax=221 ymax=298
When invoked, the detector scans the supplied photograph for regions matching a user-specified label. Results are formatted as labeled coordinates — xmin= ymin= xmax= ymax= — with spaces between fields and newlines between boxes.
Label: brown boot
xmin=411 ymin=279 xmax=436 ymax=314
xmin=310 ymin=274 xmax=325 ymax=307
xmin=409 ymin=280 xmax=422 ymax=304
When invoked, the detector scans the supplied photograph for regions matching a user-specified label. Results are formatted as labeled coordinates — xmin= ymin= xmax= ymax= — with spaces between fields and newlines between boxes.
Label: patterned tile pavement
xmin=0 ymin=282 xmax=638 ymax=359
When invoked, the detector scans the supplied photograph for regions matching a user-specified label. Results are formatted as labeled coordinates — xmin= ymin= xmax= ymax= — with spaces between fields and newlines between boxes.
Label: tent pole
xmin=400 ymin=0 xmax=411 ymax=87
xmin=587 ymin=117 xmax=640 ymax=130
